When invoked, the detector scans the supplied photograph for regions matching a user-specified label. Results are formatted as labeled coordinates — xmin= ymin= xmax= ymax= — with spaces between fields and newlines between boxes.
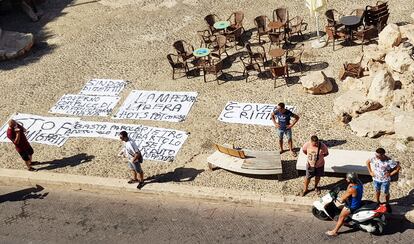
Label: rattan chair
xmin=254 ymin=15 xmax=271 ymax=43
xmin=167 ymin=53 xmax=189 ymax=79
xmin=240 ymin=56 xmax=262 ymax=82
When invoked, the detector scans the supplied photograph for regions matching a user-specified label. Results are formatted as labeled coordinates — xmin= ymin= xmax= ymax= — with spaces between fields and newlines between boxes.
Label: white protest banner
xmin=0 ymin=113 xmax=79 ymax=147
xmin=79 ymin=79 xmax=127 ymax=96
xmin=218 ymin=101 xmax=296 ymax=126
xmin=68 ymin=120 xmax=189 ymax=162
xmin=114 ymin=90 xmax=197 ymax=122
xmin=49 ymin=94 xmax=120 ymax=117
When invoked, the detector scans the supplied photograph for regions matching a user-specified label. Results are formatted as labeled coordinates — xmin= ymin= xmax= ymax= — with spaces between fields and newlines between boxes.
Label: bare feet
xmin=300 ymin=189 xmax=309 ymax=197
xmin=325 ymin=230 xmax=337 ymax=236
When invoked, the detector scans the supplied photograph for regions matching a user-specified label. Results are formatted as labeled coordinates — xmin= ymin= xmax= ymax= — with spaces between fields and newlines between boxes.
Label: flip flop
xmin=127 ymin=179 xmax=139 ymax=184
xmin=300 ymin=189 xmax=309 ymax=197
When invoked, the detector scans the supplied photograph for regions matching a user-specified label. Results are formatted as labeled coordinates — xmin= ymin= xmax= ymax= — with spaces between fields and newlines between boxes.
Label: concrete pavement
xmin=0 ymin=168 xmax=413 ymax=222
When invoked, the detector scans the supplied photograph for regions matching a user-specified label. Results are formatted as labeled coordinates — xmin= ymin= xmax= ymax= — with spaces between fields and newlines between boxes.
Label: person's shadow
xmin=142 ymin=167 xmax=204 ymax=187
xmin=0 ymin=184 xmax=48 ymax=203
xmin=33 ymin=153 xmax=94 ymax=171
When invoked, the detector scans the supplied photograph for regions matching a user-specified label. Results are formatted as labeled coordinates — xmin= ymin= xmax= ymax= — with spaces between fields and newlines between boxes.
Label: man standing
xmin=271 ymin=102 xmax=300 ymax=156
xmin=366 ymin=148 xmax=401 ymax=206
xmin=6 ymin=119 xmax=36 ymax=171
xmin=118 ymin=131 xmax=145 ymax=189
xmin=301 ymin=135 xmax=329 ymax=196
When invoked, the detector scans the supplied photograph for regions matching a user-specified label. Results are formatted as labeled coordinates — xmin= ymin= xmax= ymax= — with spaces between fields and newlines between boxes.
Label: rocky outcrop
xmin=394 ymin=112 xmax=414 ymax=140
xmin=367 ymin=69 xmax=395 ymax=105
xmin=384 ymin=49 xmax=414 ymax=73
xmin=333 ymin=90 xmax=382 ymax=123
xmin=399 ymin=24 xmax=414 ymax=43
xmin=0 ymin=28 xmax=34 ymax=61
xmin=300 ymin=71 xmax=333 ymax=94
xmin=349 ymin=110 xmax=395 ymax=138
xmin=342 ymin=76 xmax=371 ymax=94
xmin=378 ymin=24 xmax=402 ymax=50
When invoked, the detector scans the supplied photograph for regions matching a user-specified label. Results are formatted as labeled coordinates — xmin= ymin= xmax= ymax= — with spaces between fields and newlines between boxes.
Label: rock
xmin=300 ymin=71 xmax=333 ymax=94
xmin=342 ymin=76 xmax=371 ymax=94
xmin=395 ymin=141 xmax=408 ymax=152
xmin=394 ymin=111 xmax=414 ymax=140
xmin=0 ymin=30 xmax=34 ymax=61
xmin=362 ymin=44 xmax=386 ymax=68
xmin=385 ymin=49 xmax=414 ymax=73
xmin=367 ymin=69 xmax=395 ymax=105
xmin=412 ymin=12 xmax=414 ymax=21
xmin=391 ymin=71 xmax=414 ymax=88
xmin=378 ymin=24 xmax=402 ymax=50
xmin=349 ymin=110 xmax=395 ymax=138
xmin=390 ymin=85 xmax=414 ymax=111
xmin=380 ymin=138 xmax=395 ymax=148
xmin=399 ymin=24 xmax=414 ymax=43
xmin=333 ymin=90 xmax=382 ymax=123
xmin=367 ymin=61 xmax=387 ymax=76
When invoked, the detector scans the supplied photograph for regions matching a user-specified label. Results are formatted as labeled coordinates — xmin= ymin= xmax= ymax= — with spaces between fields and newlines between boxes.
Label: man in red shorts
xmin=7 ymin=119 xmax=36 ymax=171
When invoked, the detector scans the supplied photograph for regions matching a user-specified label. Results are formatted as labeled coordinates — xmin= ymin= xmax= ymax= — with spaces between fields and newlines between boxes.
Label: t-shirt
xmin=302 ymin=141 xmax=329 ymax=168
xmin=370 ymin=156 xmax=398 ymax=182
xmin=124 ymin=138 xmax=142 ymax=164
xmin=6 ymin=126 xmax=31 ymax=153
xmin=274 ymin=109 xmax=293 ymax=130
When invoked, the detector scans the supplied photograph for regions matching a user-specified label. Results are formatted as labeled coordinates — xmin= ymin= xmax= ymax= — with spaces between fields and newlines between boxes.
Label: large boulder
xmin=342 ymin=76 xmax=371 ymax=94
xmin=349 ymin=110 xmax=395 ymax=138
xmin=399 ymin=24 xmax=414 ymax=43
xmin=0 ymin=29 xmax=34 ymax=60
xmin=300 ymin=71 xmax=333 ymax=94
xmin=385 ymin=49 xmax=414 ymax=73
xmin=333 ymin=90 xmax=382 ymax=123
xmin=367 ymin=69 xmax=395 ymax=105
xmin=394 ymin=111 xmax=414 ymax=140
xmin=378 ymin=24 xmax=402 ymax=50
xmin=362 ymin=44 xmax=387 ymax=68
xmin=390 ymin=87 xmax=414 ymax=112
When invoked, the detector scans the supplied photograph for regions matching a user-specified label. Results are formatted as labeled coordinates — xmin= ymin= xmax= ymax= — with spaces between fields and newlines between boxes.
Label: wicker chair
xmin=339 ymin=55 xmax=364 ymax=80
xmin=227 ymin=11 xmax=245 ymax=30
xmin=273 ymin=8 xmax=289 ymax=28
xmin=240 ymin=56 xmax=262 ymax=83
xmin=325 ymin=9 xmax=344 ymax=29
xmin=197 ymin=29 xmax=215 ymax=48
xmin=365 ymin=1 xmax=389 ymax=32
xmin=172 ymin=40 xmax=194 ymax=62
xmin=268 ymin=32 xmax=286 ymax=49
xmin=167 ymin=53 xmax=189 ymax=79
xmin=287 ymin=16 xmax=307 ymax=38
xmin=325 ymin=25 xmax=347 ymax=51
xmin=211 ymin=34 xmax=229 ymax=59
xmin=286 ymin=44 xmax=305 ymax=73
xmin=254 ymin=15 xmax=271 ymax=43
xmin=203 ymin=58 xmax=223 ymax=84
xmin=204 ymin=14 xmax=221 ymax=34
xmin=245 ymin=42 xmax=268 ymax=67
xmin=269 ymin=63 xmax=289 ymax=88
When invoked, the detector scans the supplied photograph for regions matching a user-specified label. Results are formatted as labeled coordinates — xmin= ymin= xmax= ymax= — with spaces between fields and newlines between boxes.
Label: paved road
xmin=0 ymin=185 xmax=413 ymax=243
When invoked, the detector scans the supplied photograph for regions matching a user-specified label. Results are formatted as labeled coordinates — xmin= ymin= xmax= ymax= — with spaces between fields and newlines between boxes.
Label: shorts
xmin=277 ymin=128 xmax=292 ymax=141
xmin=18 ymin=147 xmax=34 ymax=161
xmin=128 ymin=161 xmax=143 ymax=174
xmin=373 ymin=180 xmax=390 ymax=194
xmin=306 ymin=164 xmax=324 ymax=178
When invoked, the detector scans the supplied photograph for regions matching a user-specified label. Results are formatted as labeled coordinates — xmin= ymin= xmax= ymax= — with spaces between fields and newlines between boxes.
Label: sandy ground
xmin=0 ymin=0 xmax=413 ymax=202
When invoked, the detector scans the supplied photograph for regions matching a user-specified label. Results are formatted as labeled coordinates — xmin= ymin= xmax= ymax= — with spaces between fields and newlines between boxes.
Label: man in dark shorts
xmin=271 ymin=102 xmax=300 ymax=156
xmin=6 ymin=119 xmax=36 ymax=171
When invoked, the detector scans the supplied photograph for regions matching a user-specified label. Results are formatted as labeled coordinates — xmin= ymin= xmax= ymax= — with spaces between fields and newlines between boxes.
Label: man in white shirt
xmin=118 ymin=131 xmax=145 ymax=189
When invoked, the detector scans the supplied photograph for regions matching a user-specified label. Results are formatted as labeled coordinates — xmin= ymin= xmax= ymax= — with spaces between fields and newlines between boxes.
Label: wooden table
xmin=268 ymin=21 xmax=284 ymax=31
xmin=269 ymin=48 xmax=285 ymax=65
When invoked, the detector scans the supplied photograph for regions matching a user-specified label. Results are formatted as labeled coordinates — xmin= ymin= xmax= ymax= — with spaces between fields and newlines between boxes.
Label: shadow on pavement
xmin=0 ymin=184 xmax=48 ymax=203
xmin=143 ymin=167 xmax=204 ymax=186
xmin=34 ymin=153 xmax=95 ymax=170
xmin=0 ymin=0 xmax=75 ymax=70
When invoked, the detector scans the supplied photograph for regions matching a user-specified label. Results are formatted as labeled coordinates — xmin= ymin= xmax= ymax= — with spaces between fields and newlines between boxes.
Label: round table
xmin=268 ymin=21 xmax=284 ymax=30
xmin=339 ymin=16 xmax=361 ymax=44
xmin=269 ymin=48 xmax=285 ymax=65
xmin=213 ymin=21 xmax=231 ymax=30
xmin=193 ymin=48 xmax=211 ymax=57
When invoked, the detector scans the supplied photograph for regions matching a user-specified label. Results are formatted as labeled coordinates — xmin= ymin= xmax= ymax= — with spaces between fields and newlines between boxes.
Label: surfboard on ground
xmin=207 ymin=144 xmax=283 ymax=178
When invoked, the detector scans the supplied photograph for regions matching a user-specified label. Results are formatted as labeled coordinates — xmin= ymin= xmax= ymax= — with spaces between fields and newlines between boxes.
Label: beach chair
xmin=210 ymin=34 xmax=229 ymax=59
xmin=286 ymin=44 xmax=305 ymax=73
xmin=173 ymin=40 xmax=194 ymax=62
xmin=269 ymin=63 xmax=289 ymax=88
xmin=273 ymin=8 xmax=289 ymax=29
xmin=254 ymin=15 xmax=271 ymax=43
xmin=202 ymin=58 xmax=223 ymax=84
xmin=204 ymin=14 xmax=221 ymax=34
xmin=240 ymin=56 xmax=262 ymax=83
xmin=245 ymin=42 xmax=268 ymax=67
xmin=339 ymin=55 xmax=364 ymax=80
xmin=287 ymin=16 xmax=307 ymax=38
xmin=167 ymin=53 xmax=189 ymax=79
xmin=227 ymin=11 xmax=245 ymax=31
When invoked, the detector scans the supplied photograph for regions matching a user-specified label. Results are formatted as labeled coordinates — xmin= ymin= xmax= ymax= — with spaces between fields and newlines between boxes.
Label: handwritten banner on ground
xmin=114 ymin=90 xmax=197 ymax=122
xmin=79 ymin=79 xmax=127 ymax=96
xmin=0 ymin=113 xmax=79 ymax=147
xmin=67 ymin=120 xmax=188 ymax=162
xmin=218 ymin=101 xmax=296 ymax=126
xmin=49 ymin=94 xmax=120 ymax=117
